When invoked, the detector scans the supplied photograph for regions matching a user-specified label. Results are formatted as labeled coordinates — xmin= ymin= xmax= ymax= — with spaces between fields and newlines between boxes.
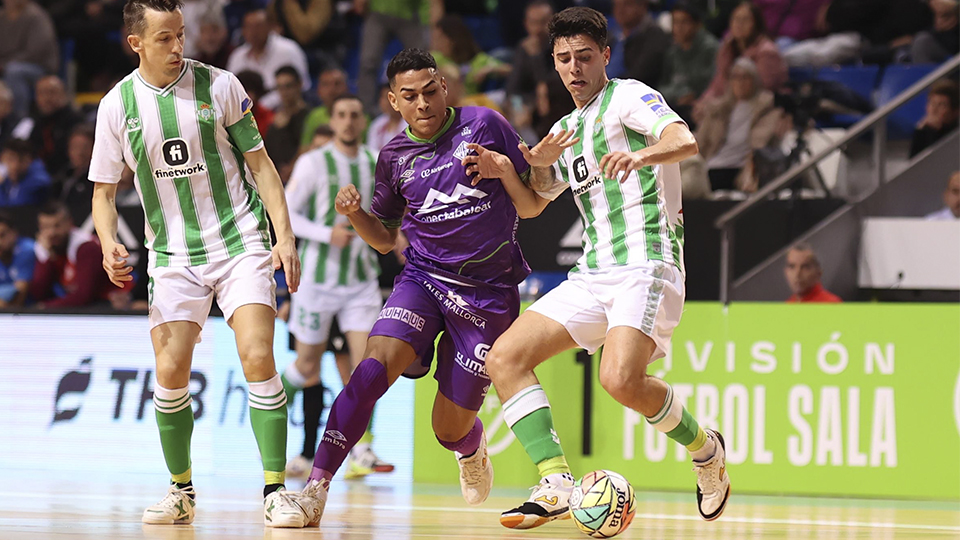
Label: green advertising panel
xmin=413 ymin=303 xmax=960 ymax=499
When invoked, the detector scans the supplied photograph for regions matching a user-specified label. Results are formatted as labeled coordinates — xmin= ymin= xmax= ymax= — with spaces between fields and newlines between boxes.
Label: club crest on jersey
xmin=593 ymin=116 xmax=603 ymax=134
xmin=126 ymin=117 xmax=141 ymax=131
xmin=197 ymin=102 xmax=215 ymax=122
xmin=453 ymin=140 xmax=471 ymax=161
xmin=461 ymin=126 xmax=472 ymax=136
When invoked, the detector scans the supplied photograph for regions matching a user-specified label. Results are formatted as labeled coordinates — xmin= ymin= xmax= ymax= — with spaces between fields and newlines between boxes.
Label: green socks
xmin=248 ymin=374 xmax=289 ymax=485
xmin=502 ymin=384 xmax=571 ymax=477
xmin=154 ymin=384 xmax=194 ymax=484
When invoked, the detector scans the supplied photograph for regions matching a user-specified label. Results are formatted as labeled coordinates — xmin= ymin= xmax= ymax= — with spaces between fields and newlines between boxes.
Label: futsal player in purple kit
xmin=293 ymin=48 xmax=577 ymax=525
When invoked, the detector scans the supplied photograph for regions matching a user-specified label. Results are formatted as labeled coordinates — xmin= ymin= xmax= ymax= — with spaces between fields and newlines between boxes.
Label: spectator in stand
xmin=753 ymin=0 xmax=830 ymax=49
xmin=265 ymin=66 xmax=310 ymax=183
xmin=698 ymin=1 xmax=787 ymax=112
xmin=30 ymin=201 xmax=114 ymax=308
xmin=269 ymin=0 xmax=346 ymax=71
xmin=439 ymin=64 xmax=502 ymax=113
xmin=926 ymin=171 xmax=960 ymax=220
xmin=54 ymin=124 xmax=95 ymax=224
xmin=910 ymin=79 xmax=959 ymax=157
xmin=432 ymin=14 xmax=510 ymax=96
xmin=236 ymin=70 xmax=275 ymax=135
xmin=181 ymin=0 xmax=222 ymax=58
xmin=56 ymin=0 xmax=125 ymax=92
xmin=366 ymin=84 xmax=407 ymax=153
xmin=912 ymin=0 xmax=959 ymax=63
xmin=226 ymin=9 xmax=310 ymax=110
xmin=194 ymin=7 xmax=234 ymax=69
xmin=825 ymin=0 xmax=931 ymax=64
xmin=505 ymin=0 xmax=555 ymax=142
xmin=777 ymin=1 xmax=861 ymax=67
xmin=607 ymin=0 xmax=670 ymax=87
xmin=784 ymin=242 xmax=841 ymax=303
xmin=0 ymin=0 xmax=59 ymax=117
xmin=695 ymin=58 xmax=783 ymax=193
xmin=0 ymin=211 xmax=33 ymax=307
xmin=660 ymin=1 xmax=718 ymax=125
xmin=355 ymin=0 xmax=433 ymax=116
xmin=0 ymin=81 xmax=19 ymax=151
xmin=0 ymin=139 xmax=49 ymax=206
xmin=300 ymin=66 xmax=350 ymax=150
xmin=14 ymin=75 xmax=82 ymax=178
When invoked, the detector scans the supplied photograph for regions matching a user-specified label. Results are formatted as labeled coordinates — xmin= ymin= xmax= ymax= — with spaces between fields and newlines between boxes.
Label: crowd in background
xmin=0 ymin=0 xmax=957 ymax=309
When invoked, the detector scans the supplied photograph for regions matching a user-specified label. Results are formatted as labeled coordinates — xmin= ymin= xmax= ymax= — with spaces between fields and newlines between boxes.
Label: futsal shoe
xmin=694 ymin=429 xmax=731 ymax=521
xmin=142 ymin=484 xmax=196 ymax=525
xmin=264 ymin=489 xmax=314 ymax=528
xmin=298 ymin=479 xmax=329 ymax=527
xmin=456 ymin=430 xmax=494 ymax=505
xmin=348 ymin=446 xmax=395 ymax=475
xmin=500 ymin=473 xmax=574 ymax=529
xmin=285 ymin=455 xmax=312 ymax=480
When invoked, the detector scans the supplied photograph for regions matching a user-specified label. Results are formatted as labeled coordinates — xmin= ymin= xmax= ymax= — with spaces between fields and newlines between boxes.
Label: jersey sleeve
xmin=220 ymin=71 xmax=265 ymax=153
xmin=286 ymin=153 xmax=334 ymax=243
xmin=483 ymin=109 xmax=531 ymax=184
xmin=370 ymin=152 xmax=405 ymax=229
xmin=620 ymin=85 xmax=686 ymax=139
xmin=88 ymin=93 xmax=126 ymax=184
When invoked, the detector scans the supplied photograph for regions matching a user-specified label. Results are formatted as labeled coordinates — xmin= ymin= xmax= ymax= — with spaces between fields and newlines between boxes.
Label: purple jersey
xmin=372 ymin=107 xmax=531 ymax=287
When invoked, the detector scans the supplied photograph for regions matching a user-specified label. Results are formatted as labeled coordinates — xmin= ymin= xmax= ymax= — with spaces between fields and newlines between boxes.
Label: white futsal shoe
xmin=694 ymin=429 xmax=731 ymax=521
xmin=298 ymin=479 xmax=330 ymax=527
xmin=142 ymin=484 xmax=196 ymax=525
xmin=264 ymin=489 xmax=316 ymax=528
xmin=456 ymin=430 xmax=494 ymax=506
xmin=499 ymin=473 xmax=574 ymax=529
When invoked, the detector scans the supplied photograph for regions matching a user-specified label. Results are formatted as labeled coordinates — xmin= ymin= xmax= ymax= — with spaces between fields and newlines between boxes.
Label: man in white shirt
xmin=926 ymin=171 xmax=960 ymax=220
xmin=226 ymin=9 xmax=309 ymax=110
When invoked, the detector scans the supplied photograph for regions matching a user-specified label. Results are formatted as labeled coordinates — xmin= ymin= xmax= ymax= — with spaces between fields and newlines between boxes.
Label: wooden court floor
xmin=0 ymin=473 xmax=956 ymax=540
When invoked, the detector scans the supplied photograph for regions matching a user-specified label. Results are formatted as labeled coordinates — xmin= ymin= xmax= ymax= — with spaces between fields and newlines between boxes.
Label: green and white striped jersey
xmin=286 ymin=144 xmax=380 ymax=287
xmin=537 ymin=78 xmax=686 ymax=274
xmin=89 ymin=59 xmax=271 ymax=268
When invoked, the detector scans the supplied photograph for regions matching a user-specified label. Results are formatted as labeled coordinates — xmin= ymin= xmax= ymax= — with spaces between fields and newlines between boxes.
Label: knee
xmin=433 ymin=418 xmax=469 ymax=443
xmin=239 ymin=344 xmax=275 ymax=381
xmin=598 ymin=359 xmax=647 ymax=405
xmin=155 ymin=358 xmax=190 ymax=388
xmin=484 ymin=337 xmax=530 ymax=380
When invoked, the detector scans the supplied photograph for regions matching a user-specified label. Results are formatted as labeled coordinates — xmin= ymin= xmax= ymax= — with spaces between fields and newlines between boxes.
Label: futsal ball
xmin=569 ymin=470 xmax=637 ymax=538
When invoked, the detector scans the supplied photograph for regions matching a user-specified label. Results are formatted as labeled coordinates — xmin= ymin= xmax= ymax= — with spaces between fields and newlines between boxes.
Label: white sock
xmin=283 ymin=363 xmax=308 ymax=389
xmin=544 ymin=472 xmax=574 ymax=486
xmin=690 ymin=432 xmax=718 ymax=462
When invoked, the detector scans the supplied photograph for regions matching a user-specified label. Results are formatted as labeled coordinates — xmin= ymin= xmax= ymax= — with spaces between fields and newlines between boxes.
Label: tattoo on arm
xmin=527 ymin=166 xmax=556 ymax=191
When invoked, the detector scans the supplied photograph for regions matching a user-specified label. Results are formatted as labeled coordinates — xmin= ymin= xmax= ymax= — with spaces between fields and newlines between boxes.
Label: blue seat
xmin=876 ymin=63 xmax=939 ymax=139
xmin=789 ymin=66 xmax=816 ymax=83
xmin=816 ymin=65 xmax=880 ymax=101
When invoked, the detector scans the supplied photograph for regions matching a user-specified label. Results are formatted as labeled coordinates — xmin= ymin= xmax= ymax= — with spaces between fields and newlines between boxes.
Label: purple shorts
xmin=369 ymin=264 xmax=520 ymax=411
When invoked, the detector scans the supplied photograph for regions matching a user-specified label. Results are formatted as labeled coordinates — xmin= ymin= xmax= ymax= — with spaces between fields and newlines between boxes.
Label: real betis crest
xmin=197 ymin=103 xmax=215 ymax=122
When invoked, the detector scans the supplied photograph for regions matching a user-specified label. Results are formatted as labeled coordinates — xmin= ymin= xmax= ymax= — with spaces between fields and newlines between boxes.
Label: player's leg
xmin=142 ymin=267 xmax=214 ymax=526
xmin=430 ymin=384 xmax=490 ymax=505
xmin=485 ymin=277 xmax=606 ymax=529
xmin=599 ymin=263 xmax=730 ymax=521
xmin=299 ymin=271 xmax=443 ymax=525
xmin=281 ymin=286 xmax=333 ymax=402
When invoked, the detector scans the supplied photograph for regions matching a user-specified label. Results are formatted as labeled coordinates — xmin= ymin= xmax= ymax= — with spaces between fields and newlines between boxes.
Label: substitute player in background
xmin=282 ymin=94 xmax=394 ymax=479
xmin=89 ymin=0 xmax=315 ymax=528
xmin=482 ymin=7 xmax=732 ymax=529
xmin=295 ymin=48 xmax=577 ymax=523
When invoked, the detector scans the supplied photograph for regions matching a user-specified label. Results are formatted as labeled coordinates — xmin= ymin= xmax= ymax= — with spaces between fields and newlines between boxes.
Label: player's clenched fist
xmin=101 ymin=242 xmax=133 ymax=288
xmin=335 ymin=184 xmax=362 ymax=215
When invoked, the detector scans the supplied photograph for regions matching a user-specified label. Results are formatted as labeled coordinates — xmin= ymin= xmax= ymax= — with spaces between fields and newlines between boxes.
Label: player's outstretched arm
xmin=461 ymin=143 xmax=549 ymax=218
xmin=245 ymin=147 xmax=301 ymax=293
xmin=92 ymin=182 xmax=133 ymax=288
xmin=600 ymin=123 xmax=699 ymax=182
xmin=336 ymin=184 xmax=399 ymax=254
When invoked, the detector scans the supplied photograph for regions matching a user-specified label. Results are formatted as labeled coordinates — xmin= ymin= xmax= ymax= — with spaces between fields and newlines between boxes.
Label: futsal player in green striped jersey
xmin=481 ymin=7 xmax=731 ymax=529
xmin=89 ymin=0 xmax=318 ymax=528
xmin=281 ymin=94 xmax=395 ymax=480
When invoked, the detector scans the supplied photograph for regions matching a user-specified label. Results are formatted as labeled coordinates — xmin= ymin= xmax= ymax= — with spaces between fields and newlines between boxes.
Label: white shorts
xmin=148 ymin=251 xmax=277 ymax=330
xmin=288 ymin=280 xmax=382 ymax=345
xmin=527 ymin=261 xmax=685 ymax=360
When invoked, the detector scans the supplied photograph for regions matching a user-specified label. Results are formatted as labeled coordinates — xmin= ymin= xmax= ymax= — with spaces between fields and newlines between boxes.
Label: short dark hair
xmin=548 ymin=7 xmax=608 ymax=52
xmin=930 ymin=79 xmax=960 ymax=110
xmin=329 ymin=94 xmax=363 ymax=115
xmin=38 ymin=200 xmax=70 ymax=219
xmin=236 ymin=70 xmax=266 ymax=99
xmin=1 ymin=139 xmax=33 ymax=158
xmin=671 ymin=0 xmax=702 ymax=22
xmin=123 ymin=0 xmax=184 ymax=36
xmin=386 ymin=48 xmax=438 ymax=89
xmin=274 ymin=65 xmax=301 ymax=83
xmin=313 ymin=124 xmax=334 ymax=138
